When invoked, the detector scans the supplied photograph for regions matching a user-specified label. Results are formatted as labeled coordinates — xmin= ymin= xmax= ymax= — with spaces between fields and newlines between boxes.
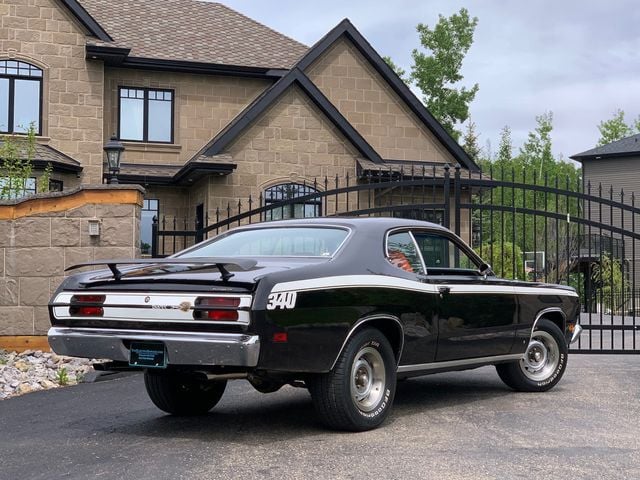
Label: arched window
xmin=0 ymin=60 xmax=43 ymax=135
xmin=264 ymin=183 xmax=321 ymax=220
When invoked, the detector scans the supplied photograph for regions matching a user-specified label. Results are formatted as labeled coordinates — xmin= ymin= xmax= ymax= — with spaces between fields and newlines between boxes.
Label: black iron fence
xmin=152 ymin=164 xmax=640 ymax=353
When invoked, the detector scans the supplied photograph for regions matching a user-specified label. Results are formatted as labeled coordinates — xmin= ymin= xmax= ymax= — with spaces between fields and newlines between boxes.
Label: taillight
xmin=194 ymin=296 xmax=240 ymax=321
xmin=70 ymin=295 xmax=106 ymax=317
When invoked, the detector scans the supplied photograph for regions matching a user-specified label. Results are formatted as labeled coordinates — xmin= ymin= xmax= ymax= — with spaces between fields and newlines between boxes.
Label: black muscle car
xmin=48 ymin=217 xmax=582 ymax=431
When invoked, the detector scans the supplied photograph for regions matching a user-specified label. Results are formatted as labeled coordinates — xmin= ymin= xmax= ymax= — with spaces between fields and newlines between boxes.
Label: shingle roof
xmin=571 ymin=134 xmax=640 ymax=161
xmin=79 ymin=0 xmax=308 ymax=69
xmin=0 ymin=141 xmax=83 ymax=172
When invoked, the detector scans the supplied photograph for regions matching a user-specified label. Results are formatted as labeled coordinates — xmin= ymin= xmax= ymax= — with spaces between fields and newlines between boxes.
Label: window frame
xmin=385 ymin=228 xmax=485 ymax=276
xmin=0 ymin=60 xmax=43 ymax=136
xmin=117 ymin=86 xmax=175 ymax=144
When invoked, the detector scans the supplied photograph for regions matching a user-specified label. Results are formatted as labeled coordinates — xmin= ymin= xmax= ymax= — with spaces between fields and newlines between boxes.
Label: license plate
xmin=129 ymin=342 xmax=166 ymax=368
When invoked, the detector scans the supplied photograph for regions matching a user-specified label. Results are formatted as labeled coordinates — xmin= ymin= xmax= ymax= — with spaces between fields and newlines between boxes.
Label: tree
xmin=591 ymin=254 xmax=627 ymax=313
xmin=462 ymin=120 xmax=481 ymax=161
xmin=410 ymin=8 xmax=479 ymax=140
xmin=597 ymin=109 xmax=634 ymax=146
xmin=474 ymin=113 xmax=582 ymax=283
xmin=0 ymin=123 xmax=50 ymax=199
xmin=496 ymin=125 xmax=513 ymax=164
xmin=382 ymin=56 xmax=408 ymax=84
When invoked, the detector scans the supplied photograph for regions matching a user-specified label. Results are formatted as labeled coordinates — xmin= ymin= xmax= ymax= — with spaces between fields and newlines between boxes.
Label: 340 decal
xmin=266 ymin=291 xmax=297 ymax=310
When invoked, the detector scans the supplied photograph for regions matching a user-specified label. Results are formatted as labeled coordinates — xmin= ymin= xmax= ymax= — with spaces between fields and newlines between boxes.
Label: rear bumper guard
xmin=48 ymin=327 xmax=260 ymax=367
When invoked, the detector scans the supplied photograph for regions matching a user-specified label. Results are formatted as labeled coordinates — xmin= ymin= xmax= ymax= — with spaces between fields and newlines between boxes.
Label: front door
xmin=412 ymin=231 xmax=518 ymax=361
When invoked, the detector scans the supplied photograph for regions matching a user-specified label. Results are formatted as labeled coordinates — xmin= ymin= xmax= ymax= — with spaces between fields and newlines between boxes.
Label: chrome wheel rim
xmin=350 ymin=346 xmax=385 ymax=412
xmin=520 ymin=331 xmax=559 ymax=381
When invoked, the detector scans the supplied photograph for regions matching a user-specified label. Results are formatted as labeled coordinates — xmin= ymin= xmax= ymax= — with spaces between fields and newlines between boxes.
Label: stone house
xmin=1 ymin=0 xmax=479 ymax=252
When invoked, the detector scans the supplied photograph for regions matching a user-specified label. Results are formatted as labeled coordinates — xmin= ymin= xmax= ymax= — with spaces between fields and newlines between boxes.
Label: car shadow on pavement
xmin=103 ymin=370 xmax=512 ymax=441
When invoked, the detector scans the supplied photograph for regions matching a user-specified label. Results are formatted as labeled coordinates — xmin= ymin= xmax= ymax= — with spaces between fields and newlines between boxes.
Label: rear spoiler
xmin=65 ymin=257 xmax=258 ymax=282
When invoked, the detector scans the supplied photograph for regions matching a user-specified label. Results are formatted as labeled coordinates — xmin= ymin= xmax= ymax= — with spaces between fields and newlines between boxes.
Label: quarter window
xmin=387 ymin=231 xmax=423 ymax=273
xmin=0 ymin=60 xmax=42 ymax=135
xmin=118 ymin=88 xmax=173 ymax=143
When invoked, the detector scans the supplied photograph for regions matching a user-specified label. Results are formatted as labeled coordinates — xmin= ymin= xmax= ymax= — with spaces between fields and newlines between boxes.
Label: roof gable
xmin=194 ymin=68 xmax=383 ymax=163
xmin=571 ymin=134 xmax=640 ymax=161
xmin=296 ymin=19 xmax=479 ymax=172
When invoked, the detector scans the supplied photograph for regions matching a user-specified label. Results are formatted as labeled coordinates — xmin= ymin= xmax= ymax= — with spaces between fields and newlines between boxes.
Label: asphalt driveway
xmin=1 ymin=355 xmax=639 ymax=480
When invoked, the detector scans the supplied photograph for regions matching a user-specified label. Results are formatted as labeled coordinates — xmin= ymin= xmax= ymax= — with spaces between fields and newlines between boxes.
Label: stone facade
xmin=306 ymin=39 xmax=455 ymax=164
xmin=213 ymin=86 xmax=360 ymax=213
xmin=1 ymin=0 xmax=105 ymax=184
xmin=103 ymin=68 xmax=271 ymax=165
xmin=0 ymin=185 xmax=143 ymax=335
xmin=2 ymin=1 xmax=476 ymax=265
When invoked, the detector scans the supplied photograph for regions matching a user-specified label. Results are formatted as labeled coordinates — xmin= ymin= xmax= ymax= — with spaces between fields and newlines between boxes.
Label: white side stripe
xmin=270 ymin=275 xmax=578 ymax=297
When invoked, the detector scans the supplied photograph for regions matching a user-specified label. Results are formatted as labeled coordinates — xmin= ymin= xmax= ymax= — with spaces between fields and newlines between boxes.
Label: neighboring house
xmin=571 ymin=134 xmax=640 ymax=198
xmin=1 ymin=0 xmax=478 ymax=250
xmin=571 ymin=134 xmax=640 ymax=288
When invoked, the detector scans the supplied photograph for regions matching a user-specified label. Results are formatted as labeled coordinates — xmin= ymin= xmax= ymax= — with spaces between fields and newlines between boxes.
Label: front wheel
xmin=144 ymin=371 xmax=227 ymax=415
xmin=496 ymin=318 xmax=568 ymax=392
xmin=309 ymin=328 xmax=397 ymax=431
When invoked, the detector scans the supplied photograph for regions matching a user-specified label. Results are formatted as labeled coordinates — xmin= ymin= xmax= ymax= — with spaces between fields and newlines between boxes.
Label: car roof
xmin=230 ymin=216 xmax=449 ymax=232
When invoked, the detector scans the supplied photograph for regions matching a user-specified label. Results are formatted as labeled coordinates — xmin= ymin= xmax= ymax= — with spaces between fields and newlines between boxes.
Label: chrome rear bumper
xmin=48 ymin=327 xmax=260 ymax=367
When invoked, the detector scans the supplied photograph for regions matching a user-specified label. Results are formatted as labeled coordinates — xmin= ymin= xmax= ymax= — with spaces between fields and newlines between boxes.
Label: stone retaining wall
xmin=0 ymin=185 xmax=143 ymax=336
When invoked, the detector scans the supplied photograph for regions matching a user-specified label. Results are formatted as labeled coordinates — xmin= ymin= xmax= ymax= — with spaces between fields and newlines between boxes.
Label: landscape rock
xmin=0 ymin=348 xmax=98 ymax=399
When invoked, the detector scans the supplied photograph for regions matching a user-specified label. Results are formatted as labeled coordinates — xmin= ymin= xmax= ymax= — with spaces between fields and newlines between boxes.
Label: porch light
xmin=104 ymin=135 xmax=124 ymax=184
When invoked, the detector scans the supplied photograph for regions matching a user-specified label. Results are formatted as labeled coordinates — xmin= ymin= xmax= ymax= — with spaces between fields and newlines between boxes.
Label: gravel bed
xmin=0 ymin=349 xmax=96 ymax=400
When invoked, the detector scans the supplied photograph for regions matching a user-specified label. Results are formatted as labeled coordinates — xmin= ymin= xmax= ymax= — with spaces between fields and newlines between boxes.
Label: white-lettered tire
xmin=144 ymin=371 xmax=226 ymax=415
xmin=496 ymin=318 xmax=568 ymax=392
xmin=308 ymin=328 xmax=397 ymax=431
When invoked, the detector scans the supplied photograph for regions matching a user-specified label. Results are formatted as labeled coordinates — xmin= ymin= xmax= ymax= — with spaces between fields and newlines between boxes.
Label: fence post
xmin=454 ymin=164 xmax=461 ymax=237
xmin=443 ymin=164 xmax=450 ymax=229
xmin=151 ymin=215 xmax=158 ymax=258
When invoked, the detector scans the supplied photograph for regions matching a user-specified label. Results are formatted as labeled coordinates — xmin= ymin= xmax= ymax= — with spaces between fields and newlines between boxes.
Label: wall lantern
xmin=104 ymin=135 xmax=125 ymax=184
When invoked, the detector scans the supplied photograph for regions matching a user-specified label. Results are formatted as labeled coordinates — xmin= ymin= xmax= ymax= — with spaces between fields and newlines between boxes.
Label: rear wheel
xmin=144 ymin=371 xmax=226 ymax=415
xmin=309 ymin=328 xmax=397 ymax=431
xmin=496 ymin=318 xmax=568 ymax=392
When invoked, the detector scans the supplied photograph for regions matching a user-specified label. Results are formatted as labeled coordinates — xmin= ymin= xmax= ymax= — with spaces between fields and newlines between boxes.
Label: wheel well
xmin=539 ymin=311 xmax=565 ymax=333
xmin=356 ymin=318 xmax=403 ymax=363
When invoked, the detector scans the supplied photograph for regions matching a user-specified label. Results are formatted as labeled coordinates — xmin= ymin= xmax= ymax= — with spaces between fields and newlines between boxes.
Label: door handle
xmin=438 ymin=286 xmax=451 ymax=296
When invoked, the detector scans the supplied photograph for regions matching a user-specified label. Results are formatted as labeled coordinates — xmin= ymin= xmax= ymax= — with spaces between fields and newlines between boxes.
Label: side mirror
xmin=479 ymin=263 xmax=493 ymax=277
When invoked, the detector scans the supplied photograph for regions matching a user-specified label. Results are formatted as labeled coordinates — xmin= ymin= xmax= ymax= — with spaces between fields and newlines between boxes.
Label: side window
xmin=387 ymin=231 xmax=423 ymax=273
xmin=412 ymin=232 xmax=478 ymax=271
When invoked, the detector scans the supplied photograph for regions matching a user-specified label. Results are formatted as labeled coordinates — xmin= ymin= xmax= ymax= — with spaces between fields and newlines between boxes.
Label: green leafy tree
xmin=37 ymin=162 xmax=53 ymax=194
xmin=462 ymin=120 xmax=481 ymax=162
xmin=410 ymin=8 xmax=479 ymax=140
xmin=382 ymin=56 xmax=408 ymax=83
xmin=0 ymin=124 xmax=37 ymax=199
xmin=597 ymin=109 xmax=634 ymax=146
xmin=591 ymin=254 xmax=627 ymax=313
xmin=475 ymin=113 xmax=582 ymax=283
xmin=480 ymin=241 xmax=523 ymax=279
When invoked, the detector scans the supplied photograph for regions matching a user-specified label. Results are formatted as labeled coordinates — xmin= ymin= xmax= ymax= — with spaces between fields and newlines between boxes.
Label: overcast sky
xmin=222 ymin=0 xmax=640 ymax=161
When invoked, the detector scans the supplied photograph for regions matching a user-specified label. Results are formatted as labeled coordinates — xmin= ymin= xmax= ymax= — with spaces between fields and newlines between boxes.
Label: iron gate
xmin=152 ymin=164 xmax=640 ymax=354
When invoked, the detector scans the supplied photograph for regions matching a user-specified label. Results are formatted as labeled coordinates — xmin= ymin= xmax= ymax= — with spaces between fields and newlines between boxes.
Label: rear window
xmin=179 ymin=227 xmax=349 ymax=258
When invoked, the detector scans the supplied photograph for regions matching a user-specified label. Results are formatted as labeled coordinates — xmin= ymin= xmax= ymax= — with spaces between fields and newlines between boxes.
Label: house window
xmin=0 ymin=176 xmax=36 ymax=199
xmin=49 ymin=179 xmax=63 ymax=192
xmin=0 ymin=60 xmax=43 ymax=135
xmin=264 ymin=183 xmax=321 ymax=221
xmin=118 ymin=87 xmax=173 ymax=143
xmin=141 ymin=199 xmax=159 ymax=254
